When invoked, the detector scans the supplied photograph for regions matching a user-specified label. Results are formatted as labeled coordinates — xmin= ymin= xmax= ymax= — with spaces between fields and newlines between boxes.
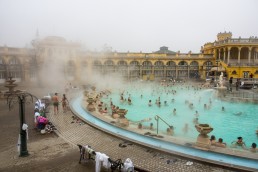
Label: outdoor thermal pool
xmin=99 ymin=81 xmax=258 ymax=147
xmin=69 ymin=81 xmax=258 ymax=170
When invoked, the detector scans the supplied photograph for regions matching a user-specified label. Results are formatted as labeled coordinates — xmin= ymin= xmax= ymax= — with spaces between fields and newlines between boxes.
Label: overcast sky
xmin=0 ymin=0 xmax=257 ymax=53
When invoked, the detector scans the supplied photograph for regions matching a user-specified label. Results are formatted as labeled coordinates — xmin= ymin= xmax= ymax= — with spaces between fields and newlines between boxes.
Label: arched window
xmin=8 ymin=57 xmax=22 ymax=80
xmin=166 ymin=61 xmax=176 ymax=69
xmin=129 ymin=61 xmax=140 ymax=68
xmin=142 ymin=61 xmax=152 ymax=69
xmin=93 ymin=60 xmax=102 ymax=66
xmin=204 ymin=61 xmax=213 ymax=70
xmin=9 ymin=58 xmax=20 ymax=65
xmin=189 ymin=61 xmax=199 ymax=78
xmin=178 ymin=61 xmax=188 ymax=69
xmin=129 ymin=61 xmax=140 ymax=79
xmin=154 ymin=61 xmax=164 ymax=69
xmin=104 ymin=60 xmax=114 ymax=66
xmin=93 ymin=60 xmax=102 ymax=72
xmin=232 ymin=70 xmax=237 ymax=75
xmin=117 ymin=61 xmax=127 ymax=66
xmin=117 ymin=61 xmax=128 ymax=76
xmin=103 ymin=60 xmax=115 ymax=73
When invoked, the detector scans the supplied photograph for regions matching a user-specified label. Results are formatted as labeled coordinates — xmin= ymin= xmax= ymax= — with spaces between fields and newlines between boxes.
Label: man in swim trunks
xmin=52 ymin=93 xmax=59 ymax=115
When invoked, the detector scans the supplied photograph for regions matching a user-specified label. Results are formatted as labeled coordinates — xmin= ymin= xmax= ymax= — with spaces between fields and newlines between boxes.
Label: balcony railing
xmin=226 ymin=59 xmax=258 ymax=66
xmin=214 ymin=38 xmax=258 ymax=46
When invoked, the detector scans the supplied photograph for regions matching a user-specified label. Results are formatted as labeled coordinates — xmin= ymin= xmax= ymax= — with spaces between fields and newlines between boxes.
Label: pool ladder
xmin=154 ymin=115 xmax=173 ymax=135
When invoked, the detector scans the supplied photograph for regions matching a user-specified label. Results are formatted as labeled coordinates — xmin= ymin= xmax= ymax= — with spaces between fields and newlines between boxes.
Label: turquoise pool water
xmin=101 ymin=82 xmax=258 ymax=147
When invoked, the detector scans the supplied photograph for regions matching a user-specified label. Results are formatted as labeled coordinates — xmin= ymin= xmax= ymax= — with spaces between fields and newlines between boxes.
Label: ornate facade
xmin=0 ymin=32 xmax=258 ymax=85
xmin=202 ymin=32 xmax=258 ymax=78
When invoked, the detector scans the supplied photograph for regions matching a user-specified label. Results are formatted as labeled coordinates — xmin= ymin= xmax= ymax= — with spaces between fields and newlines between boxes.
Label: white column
xmin=248 ymin=47 xmax=252 ymax=64
xmin=227 ymin=47 xmax=231 ymax=64
xmin=218 ymin=49 xmax=221 ymax=60
xmin=238 ymin=47 xmax=241 ymax=64
xmin=223 ymin=48 xmax=226 ymax=61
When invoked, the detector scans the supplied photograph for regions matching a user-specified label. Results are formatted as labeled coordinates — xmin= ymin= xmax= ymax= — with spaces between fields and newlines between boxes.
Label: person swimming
xmin=182 ymin=123 xmax=189 ymax=134
xmin=167 ymin=126 xmax=174 ymax=136
xmin=209 ymin=135 xmax=216 ymax=145
xmin=148 ymin=100 xmax=152 ymax=106
xmin=234 ymin=112 xmax=243 ymax=116
xmin=173 ymin=108 xmax=176 ymax=115
xmin=215 ymin=138 xmax=226 ymax=148
xmin=250 ymin=143 xmax=257 ymax=153
xmin=193 ymin=117 xmax=198 ymax=124
xmin=194 ymin=111 xmax=199 ymax=117
xmin=231 ymin=137 xmax=246 ymax=149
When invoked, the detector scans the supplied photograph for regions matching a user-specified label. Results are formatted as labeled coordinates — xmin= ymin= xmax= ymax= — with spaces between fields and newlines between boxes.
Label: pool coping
xmin=70 ymin=96 xmax=258 ymax=172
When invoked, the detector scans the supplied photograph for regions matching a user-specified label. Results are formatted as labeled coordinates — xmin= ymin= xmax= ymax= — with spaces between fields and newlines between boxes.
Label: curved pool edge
xmin=70 ymin=96 xmax=258 ymax=172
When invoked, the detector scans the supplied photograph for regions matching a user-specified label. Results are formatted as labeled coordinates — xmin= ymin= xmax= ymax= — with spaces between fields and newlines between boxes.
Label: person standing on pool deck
xmin=52 ymin=93 xmax=59 ymax=115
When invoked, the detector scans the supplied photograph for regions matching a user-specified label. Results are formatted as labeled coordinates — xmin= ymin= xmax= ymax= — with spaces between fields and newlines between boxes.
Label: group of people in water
xmin=210 ymin=135 xmax=257 ymax=152
xmin=119 ymin=93 xmax=132 ymax=105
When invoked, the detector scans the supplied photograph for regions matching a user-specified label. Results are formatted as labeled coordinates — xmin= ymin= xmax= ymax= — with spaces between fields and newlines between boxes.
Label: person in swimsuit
xmin=215 ymin=138 xmax=226 ymax=148
xmin=231 ymin=137 xmax=246 ymax=149
xmin=250 ymin=143 xmax=257 ymax=153
xmin=61 ymin=94 xmax=69 ymax=113
xmin=209 ymin=135 xmax=216 ymax=145
xmin=52 ymin=93 xmax=59 ymax=115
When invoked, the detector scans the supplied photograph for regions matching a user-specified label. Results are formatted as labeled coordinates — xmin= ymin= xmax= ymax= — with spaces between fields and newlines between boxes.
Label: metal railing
xmin=225 ymin=91 xmax=258 ymax=100
xmin=154 ymin=115 xmax=173 ymax=135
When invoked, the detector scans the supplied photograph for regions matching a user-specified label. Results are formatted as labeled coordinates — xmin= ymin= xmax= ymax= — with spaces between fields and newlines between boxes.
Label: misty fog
xmin=0 ymin=0 xmax=257 ymax=53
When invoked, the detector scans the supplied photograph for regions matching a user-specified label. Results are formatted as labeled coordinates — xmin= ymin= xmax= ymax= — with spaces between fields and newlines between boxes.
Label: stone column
xmin=218 ymin=49 xmax=221 ymax=60
xmin=227 ymin=47 xmax=231 ymax=64
xmin=255 ymin=48 xmax=258 ymax=60
xmin=248 ymin=47 xmax=252 ymax=64
xmin=187 ymin=65 xmax=190 ymax=79
xmin=127 ymin=65 xmax=129 ymax=81
xmin=140 ymin=65 xmax=142 ymax=79
xmin=223 ymin=48 xmax=226 ymax=61
xmin=175 ymin=65 xmax=178 ymax=79
xmin=164 ymin=65 xmax=167 ymax=79
xmin=238 ymin=47 xmax=242 ymax=64
xmin=101 ymin=62 xmax=104 ymax=74
xmin=213 ymin=49 xmax=217 ymax=58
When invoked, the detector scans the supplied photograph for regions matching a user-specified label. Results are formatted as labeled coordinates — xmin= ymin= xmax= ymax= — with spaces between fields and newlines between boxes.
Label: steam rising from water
xmin=86 ymin=72 xmax=133 ymax=91
xmin=36 ymin=51 xmax=132 ymax=92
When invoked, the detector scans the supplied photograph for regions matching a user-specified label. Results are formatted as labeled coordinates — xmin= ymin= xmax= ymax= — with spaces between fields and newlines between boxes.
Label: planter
xmin=195 ymin=124 xmax=213 ymax=135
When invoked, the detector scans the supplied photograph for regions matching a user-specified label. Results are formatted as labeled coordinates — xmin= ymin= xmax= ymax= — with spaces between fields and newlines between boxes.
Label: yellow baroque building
xmin=202 ymin=32 xmax=258 ymax=79
xmin=0 ymin=32 xmax=258 ymax=85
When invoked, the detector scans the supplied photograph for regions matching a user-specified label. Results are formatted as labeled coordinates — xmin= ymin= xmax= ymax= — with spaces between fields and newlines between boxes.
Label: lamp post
xmin=6 ymin=89 xmax=38 ymax=157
